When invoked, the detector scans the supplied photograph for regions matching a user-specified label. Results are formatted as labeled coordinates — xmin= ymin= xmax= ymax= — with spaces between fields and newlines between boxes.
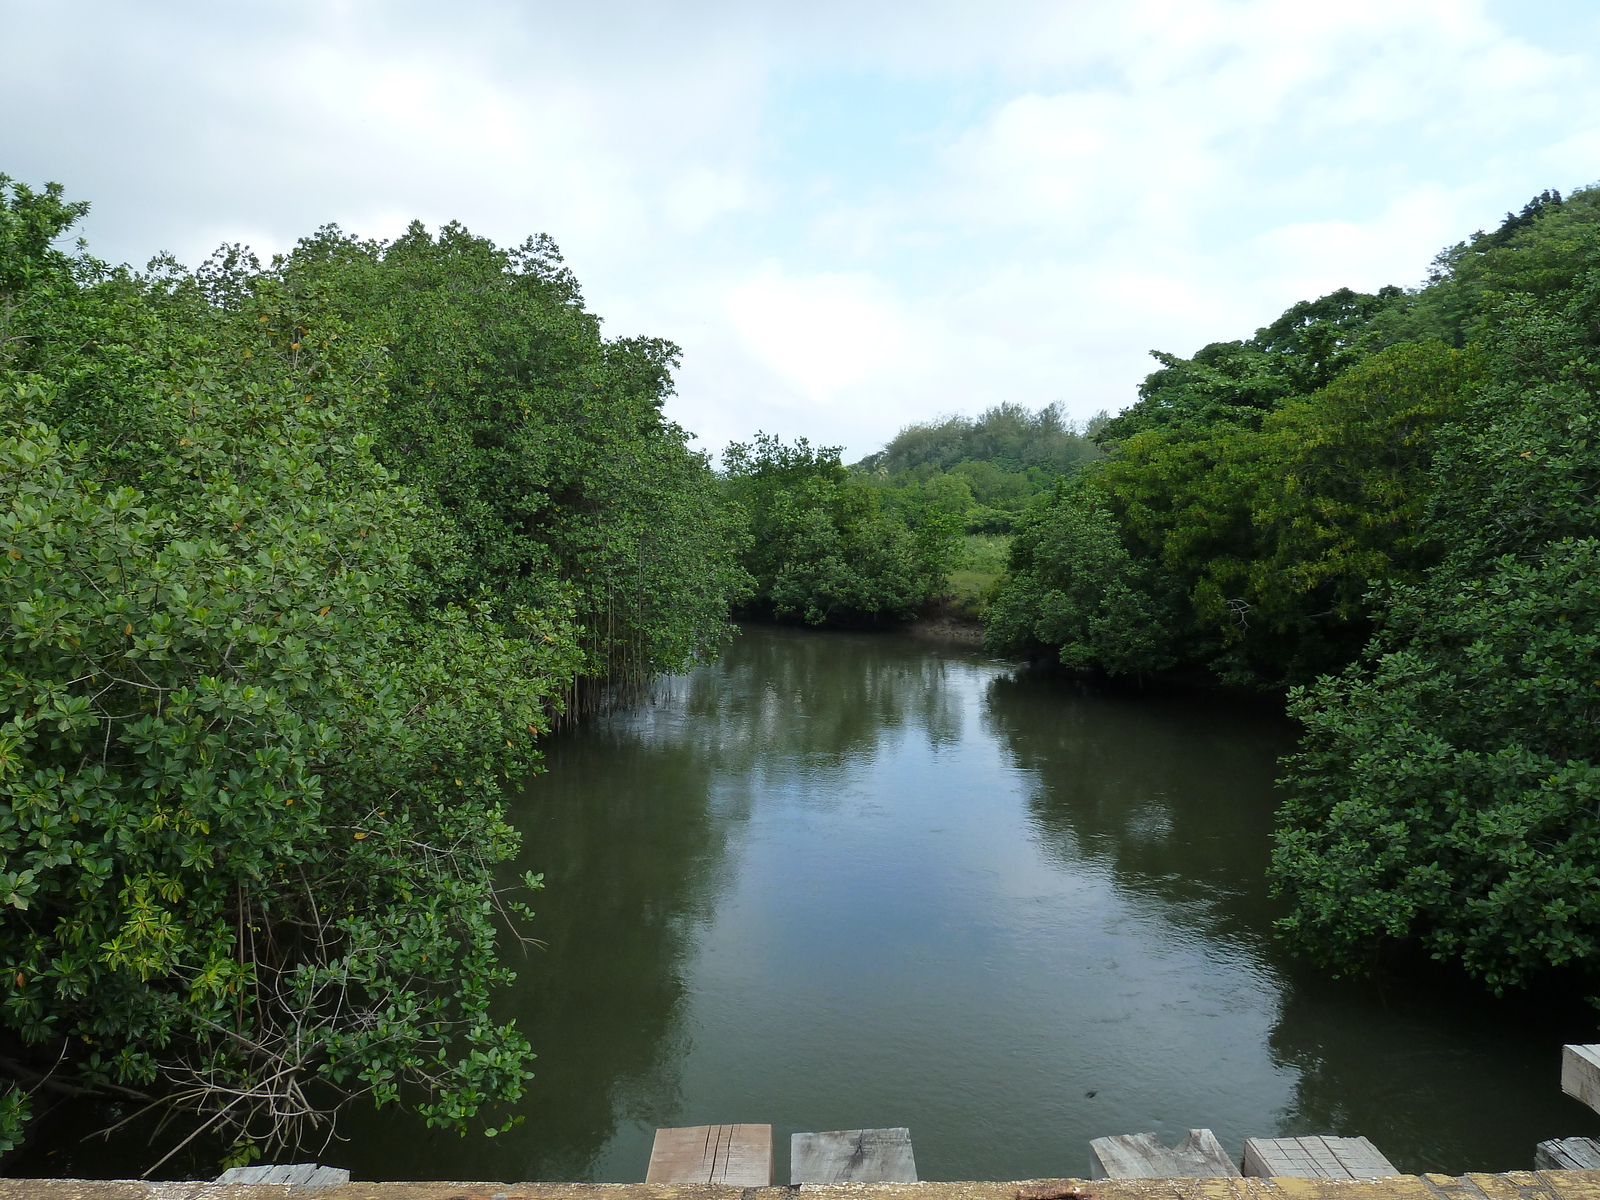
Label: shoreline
xmin=906 ymin=604 xmax=987 ymax=647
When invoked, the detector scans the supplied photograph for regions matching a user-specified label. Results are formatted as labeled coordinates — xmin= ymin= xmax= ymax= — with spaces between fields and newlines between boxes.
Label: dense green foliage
xmin=855 ymin=402 xmax=1102 ymax=533
xmin=986 ymin=181 xmax=1600 ymax=994
xmin=274 ymin=226 xmax=748 ymax=698
xmin=0 ymin=175 xmax=745 ymax=1163
xmin=723 ymin=435 xmax=958 ymax=625
xmin=1095 ymin=287 xmax=1407 ymax=443
xmin=990 ymin=338 xmax=1466 ymax=682
xmin=1274 ymin=277 xmax=1600 ymax=988
xmin=985 ymin=491 xmax=1176 ymax=675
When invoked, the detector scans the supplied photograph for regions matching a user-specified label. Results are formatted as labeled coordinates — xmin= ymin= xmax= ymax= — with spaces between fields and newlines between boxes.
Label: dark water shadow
xmin=981 ymin=663 xmax=1600 ymax=1173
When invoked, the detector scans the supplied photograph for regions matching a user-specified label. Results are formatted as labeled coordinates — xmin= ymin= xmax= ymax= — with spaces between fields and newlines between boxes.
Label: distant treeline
xmin=987 ymin=185 xmax=1600 ymax=994
xmin=0 ymin=176 xmax=749 ymax=1163
xmin=721 ymin=434 xmax=957 ymax=626
xmin=718 ymin=404 xmax=1104 ymax=627
xmin=856 ymin=402 xmax=1105 ymax=533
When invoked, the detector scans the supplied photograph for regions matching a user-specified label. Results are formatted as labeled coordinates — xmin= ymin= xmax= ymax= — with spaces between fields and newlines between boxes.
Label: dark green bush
xmin=724 ymin=435 xmax=958 ymax=625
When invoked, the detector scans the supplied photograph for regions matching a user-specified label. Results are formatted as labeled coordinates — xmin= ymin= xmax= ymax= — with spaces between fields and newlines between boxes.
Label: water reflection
xmin=330 ymin=708 xmax=737 ymax=1182
xmin=331 ymin=627 xmax=1600 ymax=1182
xmin=681 ymin=627 xmax=965 ymax=766
xmin=983 ymin=664 xmax=1600 ymax=1173
xmin=982 ymin=671 xmax=1290 ymax=945
xmin=188 ymin=628 xmax=1600 ymax=1180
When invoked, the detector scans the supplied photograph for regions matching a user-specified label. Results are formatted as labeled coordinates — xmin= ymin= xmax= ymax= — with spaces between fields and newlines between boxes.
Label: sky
xmin=4 ymin=0 xmax=1600 ymax=460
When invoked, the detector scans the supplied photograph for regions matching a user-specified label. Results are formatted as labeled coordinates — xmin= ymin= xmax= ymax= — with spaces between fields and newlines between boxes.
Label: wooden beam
xmin=791 ymin=1128 xmax=918 ymax=1183
xmin=1537 ymin=1138 xmax=1600 ymax=1170
xmin=1242 ymin=1136 xmax=1396 ymax=1179
xmin=1089 ymin=1129 xmax=1240 ymax=1179
xmin=1562 ymin=1045 xmax=1600 ymax=1116
xmin=646 ymin=1124 xmax=773 ymax=1186
xmin=214 ymin=1164 xmax=351 ymax=1186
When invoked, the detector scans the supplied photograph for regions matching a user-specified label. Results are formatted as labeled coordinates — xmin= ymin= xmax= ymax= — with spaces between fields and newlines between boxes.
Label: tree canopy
xmin=0 ymin=174 xmax=747 ymax=1167
xmin=983 ymin=180 xmax=1600 ymax=997
xmin=722 ymin=434 xmax=958 ymax=625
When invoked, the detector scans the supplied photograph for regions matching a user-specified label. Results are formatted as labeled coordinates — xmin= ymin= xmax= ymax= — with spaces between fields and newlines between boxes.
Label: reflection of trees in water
xmin=333 ymin=627 xmax=971 ymax=1180
xmin=497 ymin=628 xmax=968 ymax=1177
xmin=985 ymin=667 xmax=1600 ymax=1174
xmin=982 ymin=669 xmax=1293 ymax=943
xmin=1264 ymin=972 xmax=1600 ymax=1174
xmin=502 ymin=730 xmax=735 ymax=1180
xmin=330 ymin=723 xmax=732 ymax=1182
xmin=659 ymin=626 xmax=966 ymax=770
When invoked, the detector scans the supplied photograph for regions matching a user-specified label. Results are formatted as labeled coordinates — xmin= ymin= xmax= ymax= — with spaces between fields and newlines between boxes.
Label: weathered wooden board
xmin=1089 ymin=1129 xmax=1240 ymax=1179
xmin=1242 ymin=1136 xmax=1397 ymax=1179
xmin=646 ymin=1124 xmax=773 ymax=1186
xmin=1536 ymin=1138 xmax=1600 ymax=1170
xmin=214 ymin=1163 xmax=351 ymax=1187
xmin=791 ymin=1127 xmax=918 ymax=1183
xmin=1562 ymin=1045 xmax=1600 ymax=1116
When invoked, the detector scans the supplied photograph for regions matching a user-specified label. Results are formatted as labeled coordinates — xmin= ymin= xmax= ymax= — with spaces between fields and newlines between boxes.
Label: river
xmin=23 ymin=624 xmax=1600 ymax=1182
xmin=327 ymin=624 xmax=1600 ymax=1182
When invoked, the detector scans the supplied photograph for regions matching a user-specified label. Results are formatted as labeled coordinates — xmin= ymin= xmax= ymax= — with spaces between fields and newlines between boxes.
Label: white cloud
xmin=728 ymin=270 xmax=910 ymax=400
xmin=4 ymin=0 xmax=1599 ymax=458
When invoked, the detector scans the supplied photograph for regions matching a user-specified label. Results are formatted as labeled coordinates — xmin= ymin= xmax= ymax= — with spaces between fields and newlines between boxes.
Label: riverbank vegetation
xmin=851 ymin=404 xmax=1105 ymax=619
xmin=0 ymin=176 xmax=747 ymax=1165
xmin=10 ymin=154 xmax=1600 ymax=1169
xmin=722 ymin=403 xmax=1103 ymax=628
xmin=983 ymin=184 xmax=1600 ymax=995
xmin=721 ymin=434 xmax=958 ymax=625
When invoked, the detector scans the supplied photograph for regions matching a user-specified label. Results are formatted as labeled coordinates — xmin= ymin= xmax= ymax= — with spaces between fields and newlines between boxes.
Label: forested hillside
xmin=0 ymin=176 xmax=747 ymax=1163
xmin=856 ymin=401 xmax=1103 ymax=534
xmin=985 ymin=184 xmax=1600 ymax=993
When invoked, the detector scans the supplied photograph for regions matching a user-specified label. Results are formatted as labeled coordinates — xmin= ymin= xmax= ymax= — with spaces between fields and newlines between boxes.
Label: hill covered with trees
xmin=855 ymin=401 xmax=1104 ymax=534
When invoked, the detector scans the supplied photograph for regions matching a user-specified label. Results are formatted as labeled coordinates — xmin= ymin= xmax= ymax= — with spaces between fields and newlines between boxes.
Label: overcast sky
xmin=5 ymin=0 xmax=1600 ymax=459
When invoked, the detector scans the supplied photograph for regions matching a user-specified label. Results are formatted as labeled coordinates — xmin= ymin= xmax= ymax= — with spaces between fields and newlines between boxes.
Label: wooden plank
xmin=1563 ymin=1045 xmax=1600 ymax=1116
xmin=1537 ymin=1138 xmax=1600 ymax=1170
xmin=791 ymin=1128 xmax=917 ymax=1183
xmin=1179 ymin=1129 xmax=1243 ymax=1178
xmin=1091 ymin=1133 xmax=1167 ymax=1179
xmin=214 ymin=1163 xmax=349 ymax=1186
xmin=646 ymin=1124 xmax=772 ymax=1186
xmin=1245 ymin=1136 xmax=1313 ymax=1178
xmin=1329 ymin=1138 xmax=1400 ymax=1179
xmin=216 ymin=1167 xmax=270 ymax=1183
xmin=1089 ymin=1129 xmax=1240 ymax=1178
xmin=1243 ymin=1137 xmax=1397 ymax=1179
xmin=715 ymin=1123 xmax=773 ymax=1186
xmin=648 ymin=1126 xmax=715 ymax=1184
